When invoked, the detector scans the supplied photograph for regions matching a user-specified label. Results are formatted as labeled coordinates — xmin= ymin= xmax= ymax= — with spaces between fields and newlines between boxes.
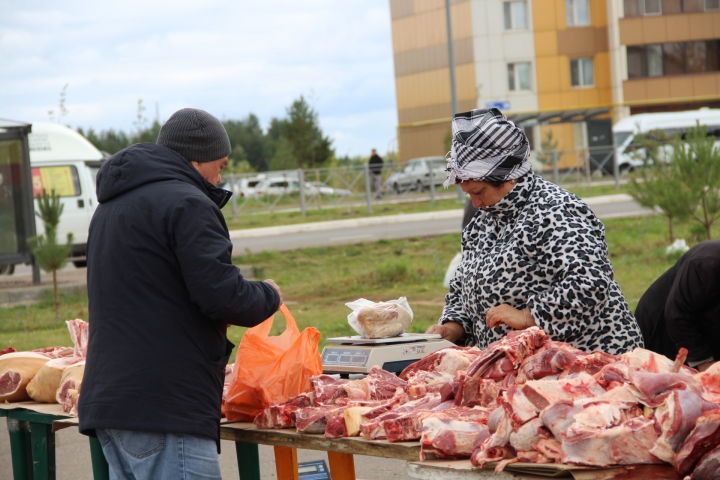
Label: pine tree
xmin=28 ymin=191 xmax=73 ymax=319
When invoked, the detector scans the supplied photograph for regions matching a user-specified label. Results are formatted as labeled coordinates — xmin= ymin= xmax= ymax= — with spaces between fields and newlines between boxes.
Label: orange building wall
xmin=532 ymin=0 xmax=612 ymax=168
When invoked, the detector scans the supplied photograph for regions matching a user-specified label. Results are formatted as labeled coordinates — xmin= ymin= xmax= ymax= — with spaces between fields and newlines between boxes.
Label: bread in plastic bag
xmin=345 ymin=297 xmax=413 ymax=338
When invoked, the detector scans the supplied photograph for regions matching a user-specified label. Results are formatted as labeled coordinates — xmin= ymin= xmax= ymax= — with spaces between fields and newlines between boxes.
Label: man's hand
xmin=426 ymin=321 xmax=465 ymax=343
xmin=486 ymin=304 xmax=535 ymax=330
xmin=264 ymin=279 xmax=283 ymax=306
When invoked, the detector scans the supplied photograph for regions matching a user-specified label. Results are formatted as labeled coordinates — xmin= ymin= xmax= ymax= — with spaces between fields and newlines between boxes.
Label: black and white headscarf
xmin=444 ymin=108 xmax=531 ymax=187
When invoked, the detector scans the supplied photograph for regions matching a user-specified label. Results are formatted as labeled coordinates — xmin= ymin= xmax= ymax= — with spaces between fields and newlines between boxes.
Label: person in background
xmin=368 ymin=148 xmax=384 ymax=198
xmin=78 ymin=108 xmax=282 ymax=480
xmin=635 ymin=241 xmax=720 ymax=371
xmin=427 ymin=108 xmax=642 ymax=355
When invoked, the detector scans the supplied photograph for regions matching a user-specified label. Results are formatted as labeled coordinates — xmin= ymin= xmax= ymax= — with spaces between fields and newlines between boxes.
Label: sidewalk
xmin=0 ymin=193 xmax=633 ymax=306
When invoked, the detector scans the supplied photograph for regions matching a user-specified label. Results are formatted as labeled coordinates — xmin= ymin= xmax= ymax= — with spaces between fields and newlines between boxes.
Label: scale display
xmin=298 ymin=460 xmax=330 ymax=480
xmin=322 ymin=348 xmax=369 ymax=367
xmin=321 ymin=334 xmax=455 ymax=374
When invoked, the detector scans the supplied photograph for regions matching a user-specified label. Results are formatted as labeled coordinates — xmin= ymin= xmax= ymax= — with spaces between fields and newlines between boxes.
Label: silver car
xmin=385 ymin=156 xmax=447 ymax=194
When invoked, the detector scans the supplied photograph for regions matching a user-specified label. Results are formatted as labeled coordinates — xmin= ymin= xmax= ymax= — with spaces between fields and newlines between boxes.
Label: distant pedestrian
xmin=368 ymin=148 xmax=384 ymax=198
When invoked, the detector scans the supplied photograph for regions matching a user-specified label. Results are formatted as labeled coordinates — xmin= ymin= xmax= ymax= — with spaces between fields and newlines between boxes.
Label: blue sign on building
xmin=485 ymin=101 xmax=511 ymax=110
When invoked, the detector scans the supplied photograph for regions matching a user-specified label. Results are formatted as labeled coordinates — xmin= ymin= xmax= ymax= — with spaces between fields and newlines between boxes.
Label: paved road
xmin=229 ymin=194 xmax=651 ymax=254
xmin=6 ymin=194 xmax=650 ymax=278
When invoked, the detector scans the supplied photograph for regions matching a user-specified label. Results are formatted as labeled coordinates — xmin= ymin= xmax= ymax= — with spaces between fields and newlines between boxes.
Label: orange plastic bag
xmin=223 ymin=304 xmax=322 ymax=421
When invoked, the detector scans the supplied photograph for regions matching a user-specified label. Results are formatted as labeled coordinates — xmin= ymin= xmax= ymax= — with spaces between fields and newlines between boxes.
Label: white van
xmin=28 ymin=122 xmax=105 ymax=267
xmin=613 ymin=108 xmax=720 ymax=172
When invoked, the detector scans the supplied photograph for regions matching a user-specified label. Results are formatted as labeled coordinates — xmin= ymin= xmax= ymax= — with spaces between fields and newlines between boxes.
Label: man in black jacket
xmin=635 ymin=241 xmax=720 ymax=371
xmin=368 ymin=148 xmax=383 ymax=198
xmin=78 ymin=108 xmax=281 ymax=479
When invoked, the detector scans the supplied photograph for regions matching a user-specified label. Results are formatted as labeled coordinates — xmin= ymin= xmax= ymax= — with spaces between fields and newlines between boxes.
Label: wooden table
xmin=0 ymin=402 xmax=108 ymax=480
xmin=406 ymin=459 xmax=683 ymax=480
xmin=221 ymin=421 xmax=421 ymax=480
xmin=220 ymin=423 xmax=684 ymax=480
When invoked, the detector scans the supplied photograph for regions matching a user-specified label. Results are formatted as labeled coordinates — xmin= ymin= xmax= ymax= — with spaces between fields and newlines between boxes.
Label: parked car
xmin=231 ymin=176 xmax=264 ymax=198
xmin=385 ymin=156 xmax=447 ymax=194
xmin=253 ymin=177 xmax=302 ymax=197
xmin=306 ymin=181 xmax=352 ymax=197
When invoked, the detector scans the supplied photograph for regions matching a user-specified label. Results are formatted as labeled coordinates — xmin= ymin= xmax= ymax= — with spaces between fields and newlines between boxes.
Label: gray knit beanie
xmin=156 ymin=108 xmax=231 ymax=163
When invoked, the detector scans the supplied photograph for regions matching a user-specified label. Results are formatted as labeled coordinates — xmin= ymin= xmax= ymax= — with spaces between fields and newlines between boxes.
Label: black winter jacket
xmin=635 ymin=240 xmax=720 ymax=364
xmin=78 ymin=143 xmax=280 ymax=444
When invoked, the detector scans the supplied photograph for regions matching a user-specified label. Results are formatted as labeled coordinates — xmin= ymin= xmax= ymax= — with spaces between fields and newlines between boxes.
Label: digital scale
xmin=321 ymin=333 xmax=455 ymax=375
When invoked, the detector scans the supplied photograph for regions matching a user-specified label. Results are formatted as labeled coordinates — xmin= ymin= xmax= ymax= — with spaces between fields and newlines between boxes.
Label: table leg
xmin=235 ymin=441 xmax=261 ymax=480
xmin=29 ymin=422 xmax=55 ymax=480
xmin=273 ymin=446 xmax=298 ymax=480
xmin=7 ymin=418 xmax=32 ymax=480
xmin=89 ymin=436 xmax=109 ymax=480
xmin=327 ymin=451 xmax=356 ymax=480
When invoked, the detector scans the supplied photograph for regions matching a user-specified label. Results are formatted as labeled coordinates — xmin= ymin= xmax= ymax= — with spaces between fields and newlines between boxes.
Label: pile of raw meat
xmin=0 ymin=319 xmax=88 ymax=415
xmin=250 ymin=327 xmax=720 ymax=479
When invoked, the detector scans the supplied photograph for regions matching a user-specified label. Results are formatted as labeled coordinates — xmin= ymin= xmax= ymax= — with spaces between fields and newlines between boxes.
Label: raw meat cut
xmin=359 ymin=393 xmax=443 ymax=440
xmin=253 ymin=392 xmax=313 ymax=429
xmin=674 ymin=410 xmax=720 ymax=476
xmin=65 ymin=319 xmax=89 ymax=359
xmin=0 ymin=351 xmax=50 ymax=402
xmin=295 ymin=406 xmax=344 ymax=434
xmin=399 ymin=346 xmax=482 ymax=380
xmin=561 ymin=416 xmax=661 ymax=466
xmin=311 ymin=375 xmax=348 ymax=404
xmin=516 ymin=342 xmax=585 ymax=382
xmin=651 ymin=390 xmax=718 ymax=462
xmin=405 ymin=370 xmax=455 ymax=401
xmin=31 ymin=346 xmax=74 ymax=359
xmin=56 ymin=362 xmax=84 ymax=415
xmin=420 ymin=408 xmax=491 ymax=460
xmin=26 ymin=357 xmax=81 ymax=403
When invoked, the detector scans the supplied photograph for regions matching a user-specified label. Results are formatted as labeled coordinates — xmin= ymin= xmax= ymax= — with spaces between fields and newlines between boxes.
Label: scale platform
xmin=321 ymin=333 xmax=454 ymax=375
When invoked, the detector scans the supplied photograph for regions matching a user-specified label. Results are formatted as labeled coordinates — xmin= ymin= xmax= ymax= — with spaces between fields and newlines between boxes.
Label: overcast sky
xmin=0 ymin=0 xmax=398 ymax=157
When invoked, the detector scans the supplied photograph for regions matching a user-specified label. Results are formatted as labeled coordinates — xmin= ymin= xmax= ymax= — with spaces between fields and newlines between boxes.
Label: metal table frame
xmin=0 ymin=406 xmax=108 ymax=480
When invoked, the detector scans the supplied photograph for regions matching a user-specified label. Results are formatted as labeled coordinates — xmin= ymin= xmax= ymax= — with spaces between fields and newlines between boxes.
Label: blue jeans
xmin=96 ymin=429 xmax=221 ymax=480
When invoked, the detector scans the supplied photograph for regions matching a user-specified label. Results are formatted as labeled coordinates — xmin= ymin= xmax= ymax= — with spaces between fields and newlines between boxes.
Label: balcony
xmin=623 ymin=0 xmax=719 ymax=18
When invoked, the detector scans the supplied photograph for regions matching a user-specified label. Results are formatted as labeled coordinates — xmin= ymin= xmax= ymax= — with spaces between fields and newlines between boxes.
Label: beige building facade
xmin=390 ymin=0 xmax=720 ymax=166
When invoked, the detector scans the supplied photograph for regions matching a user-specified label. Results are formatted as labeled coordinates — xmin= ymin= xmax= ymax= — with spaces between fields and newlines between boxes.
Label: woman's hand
xmin=486 ymin=304 xmax=535 ymax=330
xmin=426 ymin=321 xmax=465 ymax=343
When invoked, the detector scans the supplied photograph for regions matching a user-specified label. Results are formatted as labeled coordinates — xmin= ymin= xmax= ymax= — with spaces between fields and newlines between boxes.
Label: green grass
xmin=6 ymin=205 xmax=691 ymax=356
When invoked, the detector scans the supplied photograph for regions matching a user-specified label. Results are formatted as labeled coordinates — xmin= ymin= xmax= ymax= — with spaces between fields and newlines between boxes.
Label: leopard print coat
xmin=440 ymin=172 xmax=643 ymax=355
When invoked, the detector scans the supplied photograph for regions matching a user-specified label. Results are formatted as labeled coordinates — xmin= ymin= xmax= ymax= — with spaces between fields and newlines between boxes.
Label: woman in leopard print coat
xmin=428 ymin=109 xmax=643 ymax=355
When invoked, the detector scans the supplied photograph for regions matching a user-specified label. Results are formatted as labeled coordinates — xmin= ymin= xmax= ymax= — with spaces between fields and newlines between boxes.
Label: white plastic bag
xmin=345 ymin=297 xmax=414 ymax=338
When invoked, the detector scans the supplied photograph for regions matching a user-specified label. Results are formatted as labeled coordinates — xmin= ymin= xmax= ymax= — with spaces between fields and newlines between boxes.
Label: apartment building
xmin=389 ymin=0 xmax=720 ymax=168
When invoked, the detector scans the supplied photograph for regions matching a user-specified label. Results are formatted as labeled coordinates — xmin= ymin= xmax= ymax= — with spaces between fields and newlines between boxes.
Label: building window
xmin=642 ymin=0 xmax=662 ymax=15
xmin=570 ymin=57 xmax=593 ymax=87
xmin=627 ymin=40 xmax=720 ymax=78
xmin=503 ymin=1 xmax=528 ymax=30
xmin=507 ymin=62 xmax=531 ymax=91
xmin=706 ymin=0 xmax=720 ymax=11
xmin=566 ymin=0 xmax=590 ymax=26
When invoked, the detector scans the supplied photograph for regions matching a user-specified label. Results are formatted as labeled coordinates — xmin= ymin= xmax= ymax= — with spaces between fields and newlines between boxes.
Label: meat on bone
xmin=504 ymin=372 xmax=606 ymax=424
xmin=399 ymin=346 xmax=482 ymax=380
xmin=359 ymin=392 xmax=443 ymax=440
xmin=674 ymin=410 xmax=720 ymax=476
xmin=651 ymin=390 xmax=718 ymax=462
xmin=419 ymin=407 xmax=491 ymax=460
xmin=253 ymin=392 xmax=314 ymax=429
xmin=561 ymin=416 xmax=661 ymax=466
